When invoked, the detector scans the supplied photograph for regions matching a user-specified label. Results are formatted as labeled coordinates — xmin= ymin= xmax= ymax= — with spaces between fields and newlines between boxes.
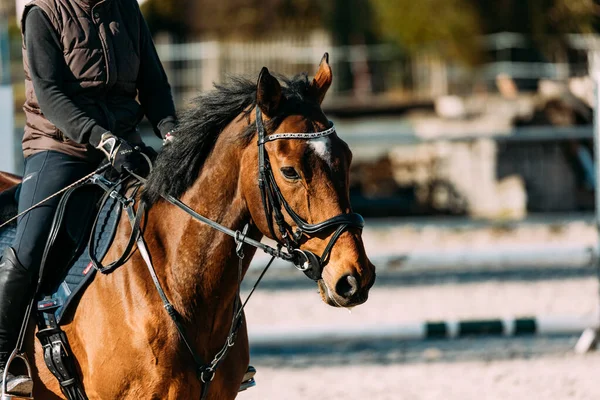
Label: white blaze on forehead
xmin=309 ymin=137 xmax=332 ymax=165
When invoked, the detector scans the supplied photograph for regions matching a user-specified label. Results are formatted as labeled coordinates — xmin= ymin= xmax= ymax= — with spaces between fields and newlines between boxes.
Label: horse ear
xmin=256 ymin=67 xmax=282 ymax=117
xmin=310 ymin=53 xmax=332 ymax=104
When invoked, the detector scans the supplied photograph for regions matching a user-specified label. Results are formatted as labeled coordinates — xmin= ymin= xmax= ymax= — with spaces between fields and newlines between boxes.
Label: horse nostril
xmin=335 ymin=275 xmax=358 ymax=298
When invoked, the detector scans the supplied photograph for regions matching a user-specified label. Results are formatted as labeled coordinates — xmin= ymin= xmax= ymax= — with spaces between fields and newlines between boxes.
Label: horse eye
xmin=280 ymin=167 xmax=300 ymax=180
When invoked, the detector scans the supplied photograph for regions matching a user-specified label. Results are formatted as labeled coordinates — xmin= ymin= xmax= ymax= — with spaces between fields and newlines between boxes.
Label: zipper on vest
xmin=90 ymin=4 xmax=114 ymax=88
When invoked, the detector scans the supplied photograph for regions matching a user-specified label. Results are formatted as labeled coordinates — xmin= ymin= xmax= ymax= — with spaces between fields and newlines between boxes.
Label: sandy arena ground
xmin=238 ymin=354 xmax=600 ymax=400
xmin=244 ymin=279 xmax=599 ymax=331
xmin=239 ymin=218 xmax=600 ymax=400
xmin=358 ymin=218 xmax=597 ymax=254
xmin=240 ymin=278 xmax=600 ymax=400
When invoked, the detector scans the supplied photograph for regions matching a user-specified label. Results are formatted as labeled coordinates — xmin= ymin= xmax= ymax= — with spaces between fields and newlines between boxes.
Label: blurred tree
xmin=141 ymin=0 xmax=189 ymax=39
xmin=370 ymin=0 xmax=599 ymax=64
xmin=475 ymin=0 xmax=597 ymax=36
xmin=140 ymin=0 xmax=328 ymax=39
xmin=279 ymin=0 xmax=331 ymax=32
xmin=141 ymin=0 xmax=598 ymax=50
xmin=329 ymin=0 xmax=376 ymax=46
xmin=327 ymin=0 xmax=380 ymax=92
xmin=0 ymin=0 xmax=15 ymax=18
xmin=476 ymin=0 xmax=598 ymax=61
xmin=370 ymin=0 xmax=483 ymax=64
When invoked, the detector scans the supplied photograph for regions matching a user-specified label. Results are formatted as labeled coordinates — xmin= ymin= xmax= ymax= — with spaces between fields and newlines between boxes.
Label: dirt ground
xmin=359 ymin=218 xmax=597 ymax=254
xmin=243 ymin=278 xmax=599 ymax=330
xmin=238 ymin=354 xmax=600 ymax=400
xmin=240 ymin=218 xmax=600 ymax=400
xmin=240 ymin=277 xmax=600 ymax=400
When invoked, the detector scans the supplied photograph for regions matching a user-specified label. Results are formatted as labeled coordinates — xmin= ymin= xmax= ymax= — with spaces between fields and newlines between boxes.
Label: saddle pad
xmin=0 ymin=223 xmax=17 ymax=257
xmin=38 ymin=193 xmax=122 ymax=323
xmin=0 ymin=187 xmax=123 ymax=324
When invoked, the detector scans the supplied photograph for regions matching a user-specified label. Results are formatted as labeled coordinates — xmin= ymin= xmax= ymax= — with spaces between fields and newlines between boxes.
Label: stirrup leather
xmin=1 ymin=350 xmax=34 ymax=400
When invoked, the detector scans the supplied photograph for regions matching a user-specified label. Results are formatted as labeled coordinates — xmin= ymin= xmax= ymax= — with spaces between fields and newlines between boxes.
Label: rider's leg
xmin=12 ymin=151 xmax=97 ymax=270
xmin=0 ymin=150 xmax=96 ymax=395
xmin=0 ymin=247 xmax=33 ymax=396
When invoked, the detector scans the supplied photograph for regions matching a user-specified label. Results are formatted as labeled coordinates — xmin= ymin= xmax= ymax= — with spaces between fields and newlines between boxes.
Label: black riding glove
xmin=96 ymin=132 xmax=150 ymax=177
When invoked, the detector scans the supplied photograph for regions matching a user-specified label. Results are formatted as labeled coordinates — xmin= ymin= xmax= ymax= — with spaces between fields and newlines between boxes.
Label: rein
xmin=0 ymin=164 xmax=110 ymax=230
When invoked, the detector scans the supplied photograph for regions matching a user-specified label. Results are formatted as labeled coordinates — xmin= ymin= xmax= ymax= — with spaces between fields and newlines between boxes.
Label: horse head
xmin=242 ymin=54 xmax=376 ymax=308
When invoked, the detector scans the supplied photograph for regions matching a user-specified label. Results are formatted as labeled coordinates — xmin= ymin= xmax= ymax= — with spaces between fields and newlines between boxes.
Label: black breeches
xmin=0 ymin=151 xmax=98 ymax=351
xmin=13 ymin=151 xmax=98 ymax=275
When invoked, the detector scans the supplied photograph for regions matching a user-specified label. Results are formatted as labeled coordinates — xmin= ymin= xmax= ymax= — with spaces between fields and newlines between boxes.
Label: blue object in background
xmin=577 ymin=144 xmax=596 ymax=190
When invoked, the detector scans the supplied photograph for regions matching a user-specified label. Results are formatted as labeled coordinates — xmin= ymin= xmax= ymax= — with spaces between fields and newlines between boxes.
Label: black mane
xmin=142 ymin=73 xmax=315 ymax=205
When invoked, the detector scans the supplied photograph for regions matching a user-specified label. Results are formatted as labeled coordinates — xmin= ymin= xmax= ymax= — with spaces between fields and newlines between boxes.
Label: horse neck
xmin=145 ymin=122 xmax=255 ymax=325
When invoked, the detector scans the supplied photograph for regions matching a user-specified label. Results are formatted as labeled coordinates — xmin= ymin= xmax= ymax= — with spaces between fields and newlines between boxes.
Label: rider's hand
xmin=96 ymin=132 xmax=150 ymax=177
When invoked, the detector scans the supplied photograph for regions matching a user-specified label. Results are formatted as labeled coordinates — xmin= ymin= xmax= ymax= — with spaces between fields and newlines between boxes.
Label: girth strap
xmin=36 ymin=315 xmax=87 ymax=400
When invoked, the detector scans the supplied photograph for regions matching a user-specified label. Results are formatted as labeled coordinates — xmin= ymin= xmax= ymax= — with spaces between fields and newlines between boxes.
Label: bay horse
xmin=1 ymin=55 xmax=376 ymax=399
xmin=0 ymin=172 xmax=21 ymax=193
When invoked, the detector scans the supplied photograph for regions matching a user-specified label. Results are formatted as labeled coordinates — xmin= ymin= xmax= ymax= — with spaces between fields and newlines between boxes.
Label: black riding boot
xmin=0 ymin=247 xmax=34 ymax=396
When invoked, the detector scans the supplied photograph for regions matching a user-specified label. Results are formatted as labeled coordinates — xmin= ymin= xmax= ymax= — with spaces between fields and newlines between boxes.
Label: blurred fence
xmin=4 ymin=31 xmax=600 ymax=213
xmin=3 ymin=31 xmax=596 ymax=113
xmin=154 ymin=32 xmax=443 ymax=108
xmin=153 ymin=32 xmax=594 ymax=110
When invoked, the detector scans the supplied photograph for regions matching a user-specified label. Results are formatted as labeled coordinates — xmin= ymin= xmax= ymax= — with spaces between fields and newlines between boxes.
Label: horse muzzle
xmin=317 ymin=278 xmax=369 ymax=308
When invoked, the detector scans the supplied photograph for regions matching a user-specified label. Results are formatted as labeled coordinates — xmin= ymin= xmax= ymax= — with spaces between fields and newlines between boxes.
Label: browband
xmin=263 ymin=122 xmax=336 ymax=142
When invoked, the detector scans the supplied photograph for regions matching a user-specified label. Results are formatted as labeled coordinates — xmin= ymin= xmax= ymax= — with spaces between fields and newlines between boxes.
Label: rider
xmin=0 ymin=0 xmax=176 ymax=394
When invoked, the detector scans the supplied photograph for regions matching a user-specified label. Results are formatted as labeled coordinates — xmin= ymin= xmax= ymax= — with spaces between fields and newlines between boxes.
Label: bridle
xmin=255 ymin=107 xmax=364 ymax=280
xmin=89 ymin=105 xmax=365 ymax=399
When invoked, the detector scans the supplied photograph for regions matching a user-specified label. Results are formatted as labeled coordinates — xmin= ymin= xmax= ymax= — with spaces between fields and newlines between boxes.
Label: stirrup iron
xmin=238 ymin=366 xmax=256 ymax=392
xmin=1 ymin=350 xmax=34 ymax=400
